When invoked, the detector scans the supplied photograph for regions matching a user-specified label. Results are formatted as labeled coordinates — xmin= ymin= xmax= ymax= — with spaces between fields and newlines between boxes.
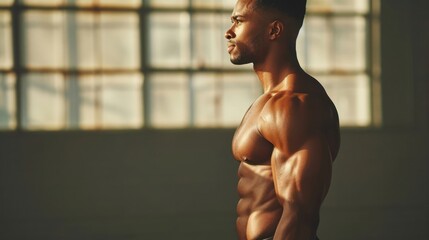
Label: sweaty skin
xmin=226 ymin=0 xmax=340 ymax=239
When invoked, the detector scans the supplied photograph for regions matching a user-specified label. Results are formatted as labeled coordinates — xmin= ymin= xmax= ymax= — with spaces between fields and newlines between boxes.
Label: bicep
xmin=271 ymin=134 xmax=332 ymax=214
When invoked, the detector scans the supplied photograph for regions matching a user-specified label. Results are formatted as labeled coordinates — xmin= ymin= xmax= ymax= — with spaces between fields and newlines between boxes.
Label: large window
xmin=0 ymin=0 xmax=378 ymax=130
xmin=299 ymin=0 xmax=380 ymax=127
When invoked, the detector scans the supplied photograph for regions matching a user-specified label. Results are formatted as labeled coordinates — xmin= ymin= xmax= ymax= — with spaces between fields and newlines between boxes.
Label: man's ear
xmin=269 ymin=20 xmax=283 ymax=40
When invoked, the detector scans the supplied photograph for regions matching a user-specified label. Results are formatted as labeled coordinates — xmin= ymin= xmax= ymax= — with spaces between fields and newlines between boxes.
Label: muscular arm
xmin=259 ymin=92 xmax=333 ymax=240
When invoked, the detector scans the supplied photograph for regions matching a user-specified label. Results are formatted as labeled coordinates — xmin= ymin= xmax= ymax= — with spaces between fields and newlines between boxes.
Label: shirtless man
xmin=225 ymin=0 xmax=340 ymax=239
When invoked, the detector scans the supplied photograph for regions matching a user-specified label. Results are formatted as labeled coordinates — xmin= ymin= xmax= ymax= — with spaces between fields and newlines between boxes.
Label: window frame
xmin=0 ymin=0 xmax=380 ymax=131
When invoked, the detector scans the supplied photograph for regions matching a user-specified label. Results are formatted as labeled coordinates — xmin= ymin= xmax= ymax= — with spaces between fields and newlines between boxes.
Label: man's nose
xmin=225 ymin=28 xmax=235 ymax=40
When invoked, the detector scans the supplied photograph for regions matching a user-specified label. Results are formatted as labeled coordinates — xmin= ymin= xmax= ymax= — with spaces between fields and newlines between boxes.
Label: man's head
xmin=225 ymin=0 xmax=307 ymax=65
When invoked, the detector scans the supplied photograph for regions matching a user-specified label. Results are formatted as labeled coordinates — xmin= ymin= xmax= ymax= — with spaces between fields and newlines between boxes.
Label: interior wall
xmin=0 ymin=130 xmax=239 ymax=239
xmin=0 ymin=0 xmax=428 ymax=239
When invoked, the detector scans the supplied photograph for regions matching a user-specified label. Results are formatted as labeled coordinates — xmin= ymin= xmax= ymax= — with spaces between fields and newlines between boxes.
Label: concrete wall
xmin=1 ymin=0 xmax=428 ymax=239
xmin=0 ymin=130 xmax=238 ymax=239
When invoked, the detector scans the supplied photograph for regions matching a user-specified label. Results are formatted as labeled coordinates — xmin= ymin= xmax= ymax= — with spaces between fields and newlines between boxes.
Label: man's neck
xmin=253 ymin=53 xmax=302 ymax=93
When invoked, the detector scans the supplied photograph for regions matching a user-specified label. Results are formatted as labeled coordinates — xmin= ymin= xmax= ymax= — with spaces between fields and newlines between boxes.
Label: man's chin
xmin=230 ymin=58 xmax=251 ymax=65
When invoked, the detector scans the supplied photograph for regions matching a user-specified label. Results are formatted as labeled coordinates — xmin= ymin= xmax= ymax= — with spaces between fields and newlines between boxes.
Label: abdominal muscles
xmin=237 ymin=162 xmax=283 ymax=240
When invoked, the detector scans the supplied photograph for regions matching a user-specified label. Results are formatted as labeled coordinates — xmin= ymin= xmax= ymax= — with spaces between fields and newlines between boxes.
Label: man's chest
xmin=232 ymin=95 xmax=274 ymax=164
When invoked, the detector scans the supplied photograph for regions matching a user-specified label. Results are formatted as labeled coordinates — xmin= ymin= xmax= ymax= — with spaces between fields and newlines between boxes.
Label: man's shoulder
xmin=257 ymin=90 xmax=329 ymax=154
xmin=257 ymin=90 xmax=336 ymax=153
xmin=260 ymin=90 xmax=328 ymax=125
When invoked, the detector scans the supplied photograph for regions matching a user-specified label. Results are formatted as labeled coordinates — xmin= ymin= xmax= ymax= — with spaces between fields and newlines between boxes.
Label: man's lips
xmin=227 ymin=44 xmax=236 ymax=53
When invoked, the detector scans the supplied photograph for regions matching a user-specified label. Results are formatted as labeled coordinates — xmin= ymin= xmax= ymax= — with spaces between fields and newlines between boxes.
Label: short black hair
xmin=253 ymin=0 xmax=307 ymax=25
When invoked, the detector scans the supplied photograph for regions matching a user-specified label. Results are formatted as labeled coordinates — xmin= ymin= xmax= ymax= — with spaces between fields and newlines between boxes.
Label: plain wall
xmin=1 ymin=0 xmax=428 ymax=239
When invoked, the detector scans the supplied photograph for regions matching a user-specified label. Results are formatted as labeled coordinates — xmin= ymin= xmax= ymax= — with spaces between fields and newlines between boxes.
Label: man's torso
xmin=232 ymin=87 xmax=339 ymax=240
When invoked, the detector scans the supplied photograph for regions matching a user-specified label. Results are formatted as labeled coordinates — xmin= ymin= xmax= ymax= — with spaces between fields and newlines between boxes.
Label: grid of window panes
xmin=0 ymin=0 xmax=373 ymax=130
xmin=299 ymin=0 xmax=374 ymax=127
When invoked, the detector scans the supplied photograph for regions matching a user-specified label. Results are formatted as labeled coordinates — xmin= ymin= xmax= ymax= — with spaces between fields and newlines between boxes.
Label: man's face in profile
xmin=226 ymin=0 xmax=269 ymax=65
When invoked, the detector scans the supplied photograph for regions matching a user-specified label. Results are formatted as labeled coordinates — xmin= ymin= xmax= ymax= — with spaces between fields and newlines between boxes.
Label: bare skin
xmin=226 ymin=0 xmax=340 ymax=239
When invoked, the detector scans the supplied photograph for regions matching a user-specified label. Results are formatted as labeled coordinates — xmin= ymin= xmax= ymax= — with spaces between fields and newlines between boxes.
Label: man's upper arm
xmin=272 ymin=135 xmax=332 ymax=211
xmin=258 ymin=93 xmax=333 ymax=227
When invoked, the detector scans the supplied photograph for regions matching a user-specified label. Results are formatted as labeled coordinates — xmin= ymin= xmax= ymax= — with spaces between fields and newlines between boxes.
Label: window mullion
xmin=65 ymin=8 xmax=79 ymax=128
xmin=369 ymin=0 xmax=382 ymax=127
xmin=188 ymin=1 xmax=195 ymax=127
xmin=11 ymin=1 xmax=22 ymax=131
xmin=140 ymin=6 xmax=151 ymax=128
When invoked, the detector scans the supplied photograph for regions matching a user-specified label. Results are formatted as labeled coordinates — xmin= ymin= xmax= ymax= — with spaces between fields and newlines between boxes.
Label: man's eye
xmin=231 ymin=18 xmax=242 ymax=24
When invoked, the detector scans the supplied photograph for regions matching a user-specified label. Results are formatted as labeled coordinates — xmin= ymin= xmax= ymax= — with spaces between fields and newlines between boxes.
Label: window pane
xmin=67 ymin=74 xmax=98 ymax=129
xmin=22 ymin=73 xmax=66 ymax=130
xmin=317 ymin=74 xmax=371 ymax=126
xmin=23 ymin=11 xmax=140 ymax=70
xmin=302 ymin=16 xmax=331 ymax=71
xmin=0 ymin=0 xmax=13 ymax=6
xmin=192 ymin=73 xmax=260 ymax=127
xmin=149 ymin=0 xmax=188 ymax=8
xmin=23 ymin=11 xmax=66 ymax=69
xmin=69 ymin=12 xmax=140 ymax=70
xmin=0 ymin=74 xmax=16 ymax=129
xmin=149 ymin=12 xmax=190 ymax=68
xmin=0 ymin=12 xmax=12 ymax=69
xmin=308 ymin=0 xmax=369 ymax=13
xmin=99 ymin=74 xmax=143 ymax=128
xmin=220 ymin=74 xmax=260 ymax=126
xmin=21 ymin=0 xmax=63 ymax=6
xmin=73 ymin=13 xmax=97 ymax=69
xmin=150 ymin=73 xmax=189 ymax=128
xmin=192 ymin=0 xmax=234 ymax=8
xmin=22 ymin=0 xmax=142 ymax=7
xmin=67 ymin=74 xmax=143 ymax=129
xmin=192 ymin=73 xmax=219 ymax=127
xmin=192 ymin=13 xmax=231 ymax=68
xmin=302 ymin=16 xmax=366 ymax=72
xmin=98 ymin=13 xmax=140 ymax=69
xmin=332 ymin=16 xmax=366 ymax=71
xmin=76 ymin=0 xmax=141 ymax=7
